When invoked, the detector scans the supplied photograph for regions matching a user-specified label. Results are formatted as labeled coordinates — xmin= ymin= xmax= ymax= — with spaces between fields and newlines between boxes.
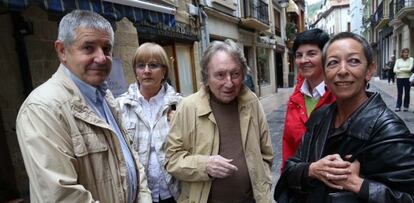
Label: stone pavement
xmin=259 ymin=77 xmax=414 ymax=202
xmin=369 ymin=77 xmax=414 ymax=132
xmin=260 ymin=88 xmax=292 ymax=203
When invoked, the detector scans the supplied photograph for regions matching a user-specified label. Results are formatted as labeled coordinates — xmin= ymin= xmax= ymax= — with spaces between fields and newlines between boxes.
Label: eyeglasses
xmin=135 ymin=62 xmax=164 ymax=70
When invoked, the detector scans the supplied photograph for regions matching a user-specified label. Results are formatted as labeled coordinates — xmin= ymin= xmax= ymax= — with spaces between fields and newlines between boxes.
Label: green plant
xmin=286 ymin=22 xmax=297 ymax=41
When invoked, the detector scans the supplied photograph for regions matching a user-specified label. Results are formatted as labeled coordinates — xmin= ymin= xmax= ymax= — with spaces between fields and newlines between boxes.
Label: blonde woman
xmin=117 ymin=43 xmax=181 ymax=203
xmin=394 ymin=48 xmax=413 ymax=112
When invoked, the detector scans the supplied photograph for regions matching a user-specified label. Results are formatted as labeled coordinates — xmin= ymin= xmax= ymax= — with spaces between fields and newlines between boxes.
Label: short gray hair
xmin=58 ymin=10 xmax=114 ymax=48
xmin=200 ymin=39 xmax=248 ymax=85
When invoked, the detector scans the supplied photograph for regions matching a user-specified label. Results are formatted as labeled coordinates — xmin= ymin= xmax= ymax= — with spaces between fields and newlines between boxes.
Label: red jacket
xmin=281 ymin=79 xmax=335 ymax=170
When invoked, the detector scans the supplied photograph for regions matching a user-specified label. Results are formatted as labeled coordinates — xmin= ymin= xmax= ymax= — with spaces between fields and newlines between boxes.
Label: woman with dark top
xmin=274 ymin=32 xmax=414 ymax=203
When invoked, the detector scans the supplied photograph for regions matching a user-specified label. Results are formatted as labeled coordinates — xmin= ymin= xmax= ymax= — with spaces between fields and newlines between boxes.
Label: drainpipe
xmin=11 ymin=11 xmax=33 ymax=97
xmin=198 ymin=0 xmax=210 ymax=53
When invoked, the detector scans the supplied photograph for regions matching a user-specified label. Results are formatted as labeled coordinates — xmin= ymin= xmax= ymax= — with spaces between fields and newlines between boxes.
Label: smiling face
xmin=295 ymin=44 xmax=324 ymax=84
xmin=55 ymin=28 xmax=113 ymax=87
xmin=324 ymin=38 xmax=375 ymax=102
xmin=207 ymin=50 xmax=244 ymax=103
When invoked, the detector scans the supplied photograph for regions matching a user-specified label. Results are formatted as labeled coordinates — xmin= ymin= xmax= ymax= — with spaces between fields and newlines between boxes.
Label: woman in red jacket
xmin=281 ymin=29 xmax=335 ymax=169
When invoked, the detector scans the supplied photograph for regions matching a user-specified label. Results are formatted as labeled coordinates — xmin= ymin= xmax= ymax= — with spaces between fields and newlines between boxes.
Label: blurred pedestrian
xmin=165 ymin=39 xmax=273 ymax=203
xmin=15 ymin=10 xmax=151 ymax=202
xmin=243 ymin=66 xmax=255 ymax=93
xmin=274 ymin=32 xmax=414 ymax=203
xmin=281 ymin=28 xmax=335 ymax=170
xmin=117 ymin=42 xmax=182 ymax=203
xmin=394 ymin=48 xmax=413 ymax=112
xmin=384 ymin=55 xmax=395 ymax=84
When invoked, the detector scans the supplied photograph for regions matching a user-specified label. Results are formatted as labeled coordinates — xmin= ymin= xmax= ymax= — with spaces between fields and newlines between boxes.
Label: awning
xmin=1 ymin=0 xmax=176 ymax=28
xmin=287 ymin=0 xmax=300 ymax=15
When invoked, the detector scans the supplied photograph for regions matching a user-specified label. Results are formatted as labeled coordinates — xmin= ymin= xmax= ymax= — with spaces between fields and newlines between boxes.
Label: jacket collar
xmin=53 ymin=64 xmax=114 ymax=130
xmin=320 ymin=92 xmax=383 ymax=141
xmin=120 ymin=82 xmax=179 ymax=107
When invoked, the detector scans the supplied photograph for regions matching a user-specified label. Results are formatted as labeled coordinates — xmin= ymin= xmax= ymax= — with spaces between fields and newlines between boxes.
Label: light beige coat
xmin=16 ymin=65 xmax=152 ymax=203
xmin=165 ymin=86 xmax=273 ymax=203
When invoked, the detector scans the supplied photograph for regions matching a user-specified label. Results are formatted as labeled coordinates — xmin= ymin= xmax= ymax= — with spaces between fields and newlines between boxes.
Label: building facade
xmin=199 ymin=0 xmax=286 ymax=95
xmin=312 ymin=0 xmax=350 ymax=36
xmin=390 ymin=0 xmax=414 ymax=68
xmin=350 ymin=0 xmax=364 ymax=35
xmin=285 ymin=0 xmax=305 ymax=87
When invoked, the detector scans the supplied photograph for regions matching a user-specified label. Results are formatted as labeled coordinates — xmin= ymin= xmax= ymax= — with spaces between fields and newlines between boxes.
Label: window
xmin=274 ymin=9 xmax=281 ymax=36
xmin=257 ymin=47 xmax=270 ymax=85
xmin=176 ymin=45 xmax=195 ymax=96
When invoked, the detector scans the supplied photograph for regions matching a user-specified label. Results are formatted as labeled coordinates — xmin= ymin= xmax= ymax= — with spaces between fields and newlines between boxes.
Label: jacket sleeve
xmin=257 ymin=102 xmax=273 ymax=170
xmin=357 ymin=134 xmax=414 ymax=202
xmin=360 ymin=179 xmax=414 ymax=203
xmin=282 ymin=130 xmax=314 ymax=192
xmin=281 ymin=103 xmax=294 ymax=170
xmin=393 ymin=59 xmax=399 ymax=73
xmin=274 ymin=127 xmax=313 ymax=202
xmin=165 ymin=103 xmax=211 ymax=182
xmin=16 ymin=103 xmax=97 ymax=203
xmin=278 ymin=110 xmax=325 ymax=193
xmin=116 ymin=96 xmax=152 ymax=202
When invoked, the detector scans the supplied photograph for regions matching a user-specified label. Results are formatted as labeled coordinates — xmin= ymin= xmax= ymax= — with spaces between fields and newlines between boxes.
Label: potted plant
xmin=286 ymin=22 xmax=297 ymax=48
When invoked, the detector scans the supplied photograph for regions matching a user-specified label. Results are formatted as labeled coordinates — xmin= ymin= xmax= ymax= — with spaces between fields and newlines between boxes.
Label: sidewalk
xmin=370 ymin=77 xmax=414 ymax=110
xmin=259 ymin=88 xmax=293 ymax=115
xmin=370 ymin=77 xmax=414 ymax=132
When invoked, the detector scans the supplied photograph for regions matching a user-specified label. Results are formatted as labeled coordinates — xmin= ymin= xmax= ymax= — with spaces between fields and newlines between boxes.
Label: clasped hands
xmin=309 ymin=154 xmax=363 ymax=193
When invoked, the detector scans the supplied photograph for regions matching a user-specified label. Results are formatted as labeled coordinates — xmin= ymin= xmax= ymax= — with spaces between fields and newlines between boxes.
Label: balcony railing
xmin=389 ymin=0 xmax=395 ymax=19
xmin=244 ymin=0 xmax=269 ymax=25
xmin=396 ymin=0 xmax=414 ymax=13
xmin=372 ymin=1 xmax=384 ymax=27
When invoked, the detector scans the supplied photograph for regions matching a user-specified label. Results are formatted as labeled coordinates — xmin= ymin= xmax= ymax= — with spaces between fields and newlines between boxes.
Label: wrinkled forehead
xmin=74 ymin=27 xmax=113 ymax=43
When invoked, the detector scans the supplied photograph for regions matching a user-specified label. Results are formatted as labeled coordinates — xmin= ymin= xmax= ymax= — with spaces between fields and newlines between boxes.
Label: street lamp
xmin=278 ymin=0 xmax=289 ymax=8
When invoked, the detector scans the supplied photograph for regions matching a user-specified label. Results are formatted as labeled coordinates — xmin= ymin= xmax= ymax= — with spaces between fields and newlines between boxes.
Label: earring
xmin=366 ymin=82 xmax=370 ymax=89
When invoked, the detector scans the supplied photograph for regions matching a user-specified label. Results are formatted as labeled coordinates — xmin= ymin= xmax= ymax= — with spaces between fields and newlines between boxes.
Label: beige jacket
xmin=16 ymin=65 xmax=152 ymax=203
xmin=165 ymin=86 xmax=273 ymax=203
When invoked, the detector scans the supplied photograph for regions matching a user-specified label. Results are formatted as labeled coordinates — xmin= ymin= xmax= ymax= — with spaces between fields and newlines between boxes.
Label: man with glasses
xmin=165 ymin=39 xmax=273 ymax=203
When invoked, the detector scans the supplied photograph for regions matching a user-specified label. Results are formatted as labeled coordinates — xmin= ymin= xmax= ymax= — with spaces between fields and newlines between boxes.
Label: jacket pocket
xmin=125 ymin=121 xmax=136 ymax=142
xmin=72 ymin=133 xmax=108 ymax=156
xmin=72 ymin=132 xmax=111 ymax=183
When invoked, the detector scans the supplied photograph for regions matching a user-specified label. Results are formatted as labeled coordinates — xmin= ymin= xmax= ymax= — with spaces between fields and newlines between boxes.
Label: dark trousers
xmin=388 ymin=71 xmax=395 ymax=83
xmin=396 ymin=78 xmax=411 ymax=109
xmin=154 ymin=197 xmax=176 ymax=203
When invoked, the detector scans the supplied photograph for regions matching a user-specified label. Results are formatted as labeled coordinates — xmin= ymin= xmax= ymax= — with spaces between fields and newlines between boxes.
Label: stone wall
xmin=0 ymin=11 xmax=30 ymax=198
xmin=113 ymin=18 xmax=139 ymax=86
xmin=22 ymin=6 xmax=60 ymax=88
